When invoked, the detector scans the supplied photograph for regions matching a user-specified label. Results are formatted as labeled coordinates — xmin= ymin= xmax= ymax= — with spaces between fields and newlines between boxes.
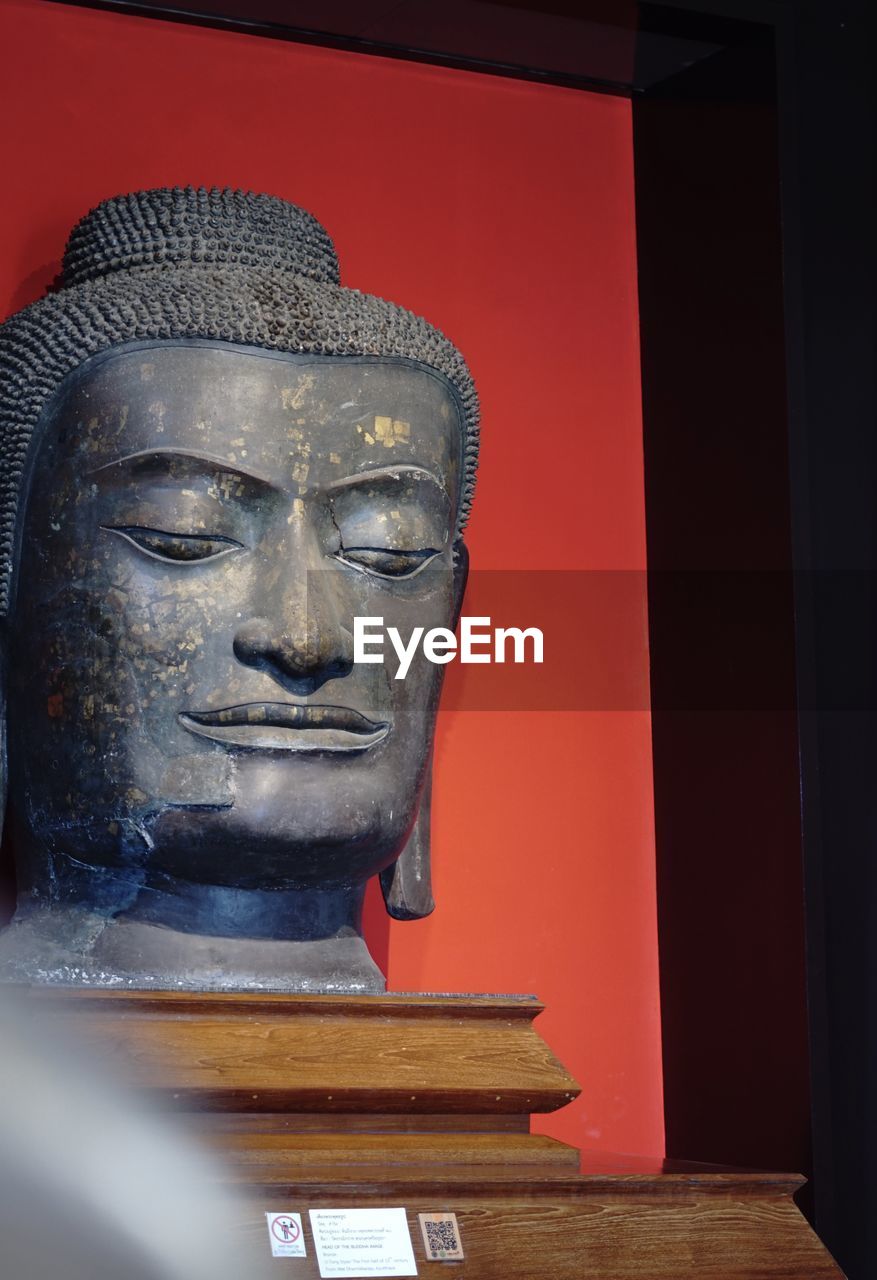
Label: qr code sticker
xmin=418 ymin=1212 xmax=464 ymax=1261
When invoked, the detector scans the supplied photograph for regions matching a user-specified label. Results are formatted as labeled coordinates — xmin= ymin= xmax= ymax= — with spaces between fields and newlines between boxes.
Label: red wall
xmin=0 ymin=0 xmax=663 ymax=1156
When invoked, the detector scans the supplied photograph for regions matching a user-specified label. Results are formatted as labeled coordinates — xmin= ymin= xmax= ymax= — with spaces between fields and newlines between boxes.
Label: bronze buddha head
xmin=0 ymin=188 xmax=478 ymax=992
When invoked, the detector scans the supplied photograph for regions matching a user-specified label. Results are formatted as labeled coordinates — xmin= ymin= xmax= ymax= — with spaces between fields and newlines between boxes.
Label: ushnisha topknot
xmin=0 ymin=185 xmax=479 ymax=614
xmin=62 ymin=188 xmax=341 ymax=288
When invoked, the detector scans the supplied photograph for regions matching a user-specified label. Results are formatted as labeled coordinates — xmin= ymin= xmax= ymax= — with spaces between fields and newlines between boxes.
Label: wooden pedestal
xmin=33 ymin=988 xmax=843 ymax=1278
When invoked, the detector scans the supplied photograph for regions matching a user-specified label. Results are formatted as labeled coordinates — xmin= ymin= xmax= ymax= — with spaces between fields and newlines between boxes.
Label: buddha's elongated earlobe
xmin=381 ymin=541 xmax=468 ymax=921
xmin=380 ymin=540 xmax=468 ymax=921
xmin=380 ymin=757 xmax=434 ymax=920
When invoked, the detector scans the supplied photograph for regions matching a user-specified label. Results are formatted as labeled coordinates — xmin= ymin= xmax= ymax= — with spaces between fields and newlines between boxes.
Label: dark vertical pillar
xmin=633 ymin=32 xmax=812 ymax=1181
xmin=777 ymin=2 xmax=877 ymax=1275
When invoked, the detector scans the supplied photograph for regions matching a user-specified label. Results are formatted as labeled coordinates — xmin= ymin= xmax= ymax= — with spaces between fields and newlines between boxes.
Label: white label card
xmin=309 ymin=1207 xmax=417 ymax=1277
xmin=265 ymin=1211 xmax=307 ymax=1258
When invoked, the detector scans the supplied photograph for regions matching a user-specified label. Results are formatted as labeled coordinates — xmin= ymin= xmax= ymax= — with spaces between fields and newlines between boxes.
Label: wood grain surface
xmin=204 ymin=1131 xmax=582 ymax=1170
xmin=237 ymin=1191 xmax=844 ymax=1278
xmin=22 ymin=987 xmax=844 ymax=1278
xmin=27 ymin=987 xmax=580 ymax=1114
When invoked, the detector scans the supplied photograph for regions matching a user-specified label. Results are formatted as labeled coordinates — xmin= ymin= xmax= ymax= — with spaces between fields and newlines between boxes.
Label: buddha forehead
xmin=43 ymin=342 xmax=462 ymax=493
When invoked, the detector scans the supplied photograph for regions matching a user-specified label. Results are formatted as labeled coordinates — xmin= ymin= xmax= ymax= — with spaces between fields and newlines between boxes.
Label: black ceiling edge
xmin=46 ymin=0 xmax=637 ymax=97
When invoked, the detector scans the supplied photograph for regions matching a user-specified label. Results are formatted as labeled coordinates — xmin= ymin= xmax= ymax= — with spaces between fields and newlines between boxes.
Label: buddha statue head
xmin=0 ymin=187 xmax=478 ymax=992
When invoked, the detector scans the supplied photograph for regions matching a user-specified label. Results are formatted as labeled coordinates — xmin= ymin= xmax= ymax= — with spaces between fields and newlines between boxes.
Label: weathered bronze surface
xmin=0 ymin=189 xmax=478 ymax=992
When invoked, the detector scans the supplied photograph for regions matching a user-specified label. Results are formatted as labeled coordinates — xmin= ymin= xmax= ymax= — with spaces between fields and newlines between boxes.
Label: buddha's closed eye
xmin=335 ymin=546 xmax=442 ymax=579
xmin=101 ymin=525 xmax=243 ymax=563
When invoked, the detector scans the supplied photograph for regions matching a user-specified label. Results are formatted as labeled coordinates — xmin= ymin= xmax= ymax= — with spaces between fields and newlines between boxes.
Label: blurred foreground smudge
xmin=0 ymin=987 xmax=274 ymax=1280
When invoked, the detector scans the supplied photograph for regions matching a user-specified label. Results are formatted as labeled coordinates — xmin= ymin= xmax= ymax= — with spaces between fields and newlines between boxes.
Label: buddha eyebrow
xmin=327 ymin=465 xmax=451 ymax=504
xmin=88 ymin=448 xmax=277 ymax=494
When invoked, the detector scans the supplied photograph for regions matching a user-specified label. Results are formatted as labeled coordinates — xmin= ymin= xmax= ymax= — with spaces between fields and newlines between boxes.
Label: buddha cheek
xmin=33 ymin=584 xmax=211 ymax=771
xmin=16 ymin=589 xmax=230 ymax=854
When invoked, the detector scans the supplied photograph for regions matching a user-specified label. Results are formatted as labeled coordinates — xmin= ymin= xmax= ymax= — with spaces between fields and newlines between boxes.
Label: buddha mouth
xmin=178 ymin=702 xmax=390 ymax=752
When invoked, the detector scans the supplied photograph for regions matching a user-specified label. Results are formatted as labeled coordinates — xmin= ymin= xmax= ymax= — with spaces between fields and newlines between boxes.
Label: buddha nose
xmin=233 ymin=573 xmax=354 ymax=691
